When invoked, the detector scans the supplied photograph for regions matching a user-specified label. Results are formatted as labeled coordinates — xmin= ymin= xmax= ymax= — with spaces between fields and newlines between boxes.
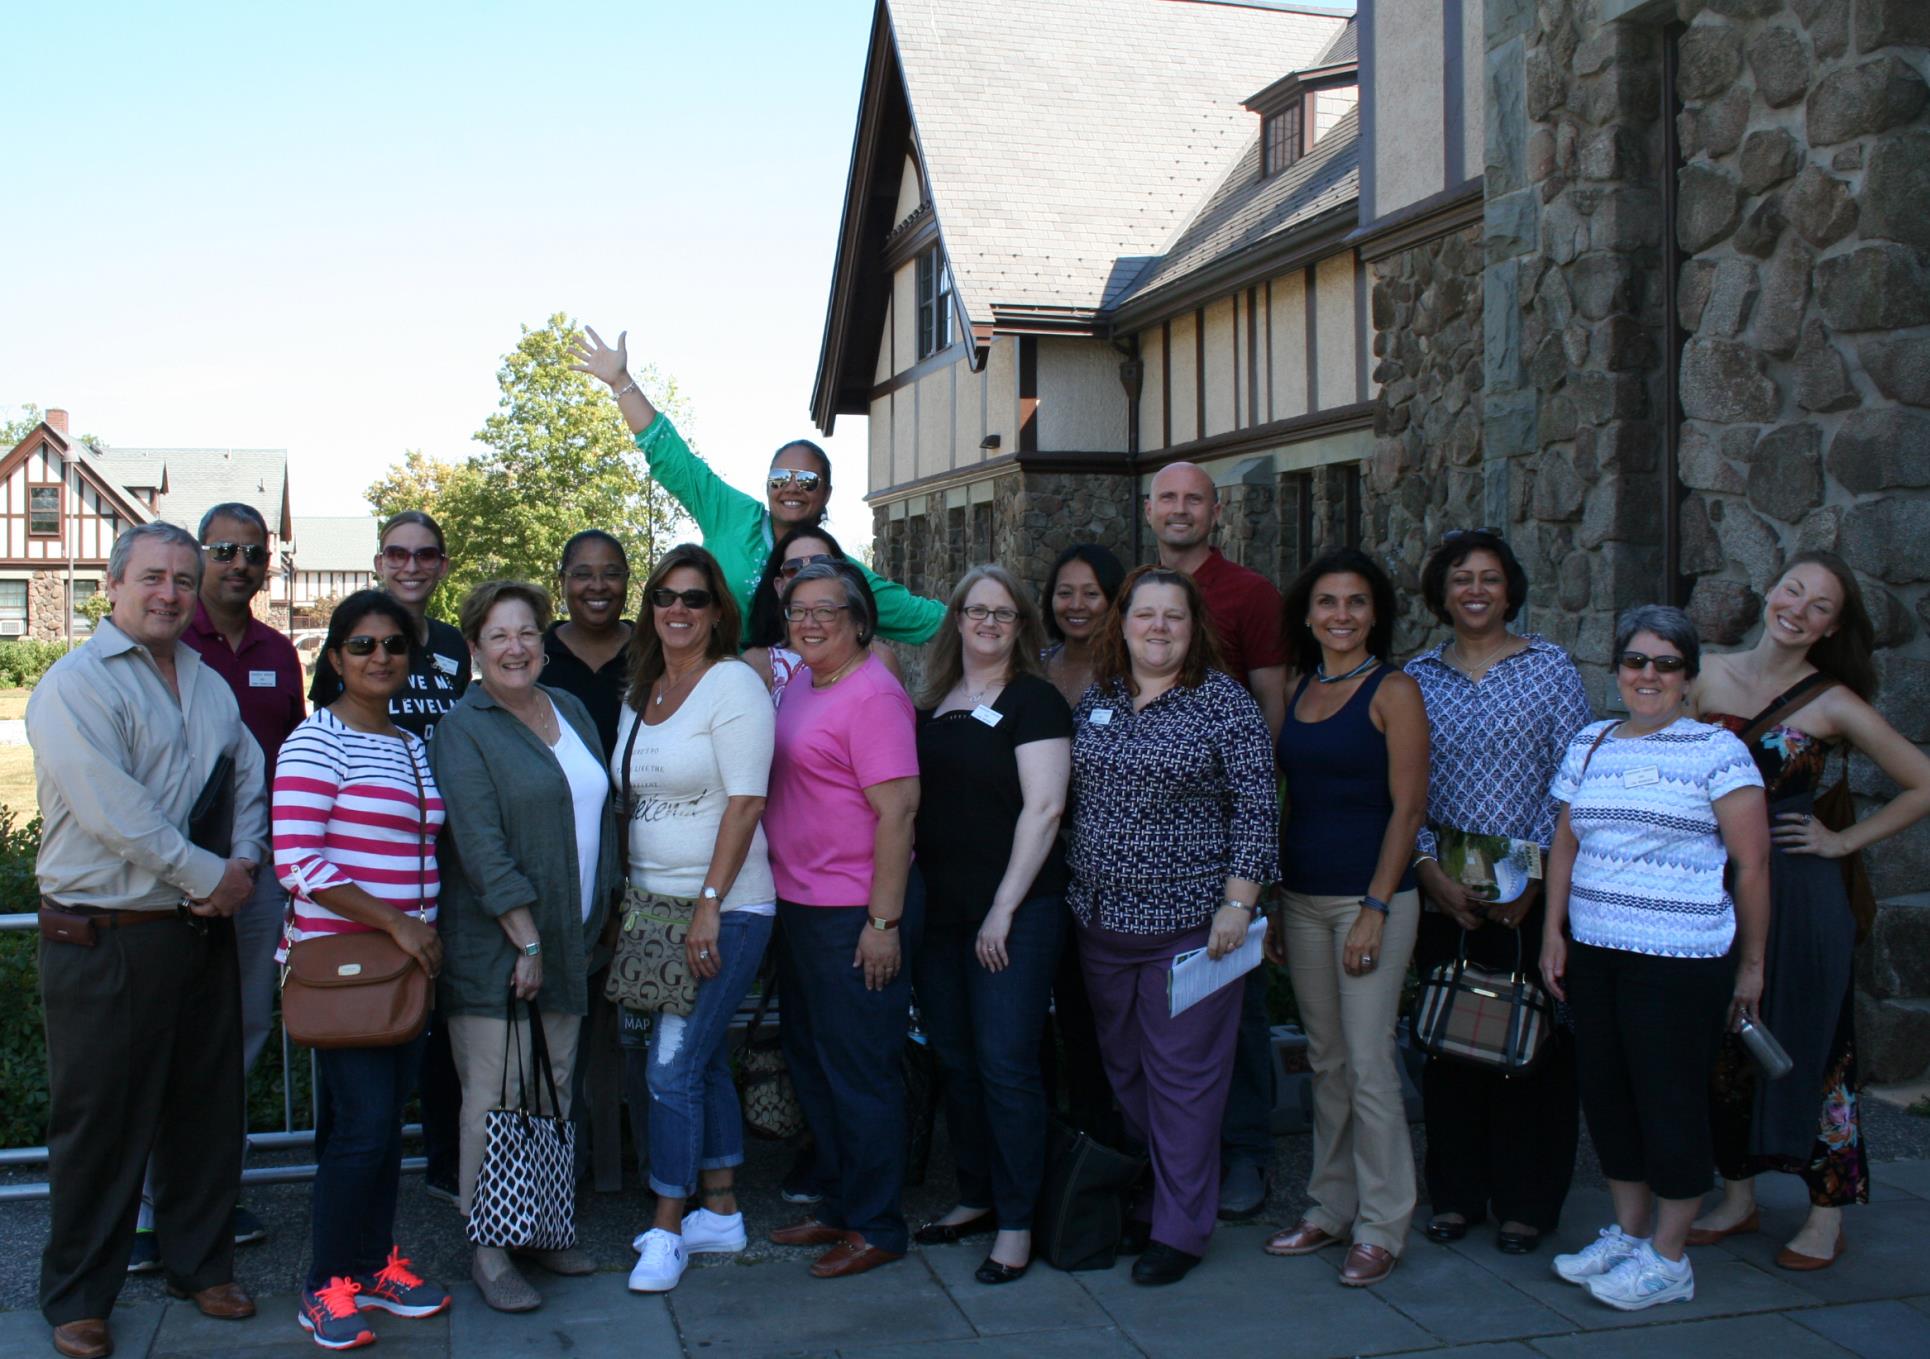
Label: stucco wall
xmin=1038 ymin=337 xmax=1129 ymax=451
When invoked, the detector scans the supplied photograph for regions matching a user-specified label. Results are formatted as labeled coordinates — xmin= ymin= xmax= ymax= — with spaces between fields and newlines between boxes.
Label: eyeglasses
xmin=962 ymin=605 xmax=1018 ymax=624
xmin=205 ymin=541 xmax=267 ymax=566
xmin=1617 ymin=651 xmax=1688 ymax=674
xmin=783 ymin=603 xmax=850 ymax=624
xmin=649 ymin=587 xmax=715 ymax=610
xmin=342 ymin=634 xmax=410 ymax=657
xmin=381 ymin=545 xmax=446 ymax=569
xmin=767 ymin=469 xmax=824 ymax=493
xmin=779 ymin=552 xmax=835 ymax=580
xmin=564 ymin=567 xmax=629 ymax=585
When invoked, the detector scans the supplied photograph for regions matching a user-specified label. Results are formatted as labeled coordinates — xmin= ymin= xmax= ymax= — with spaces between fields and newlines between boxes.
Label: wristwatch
xmin=521 ymin=940 xmax=542 ymax=958
xmin=700 ymin=886 xmax=721 ymax=905
xmin=869 ymin=915 xmax=900 ymax=932
xmin=1221 ymin=898 xmax=1256 ymax=916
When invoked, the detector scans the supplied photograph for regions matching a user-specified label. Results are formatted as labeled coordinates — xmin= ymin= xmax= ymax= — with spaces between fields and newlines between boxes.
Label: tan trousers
xmin=1280 ymin=888 xmax=1420 ymax=1254
xmin=447 ymin=1009 xmax=582 ymax=1218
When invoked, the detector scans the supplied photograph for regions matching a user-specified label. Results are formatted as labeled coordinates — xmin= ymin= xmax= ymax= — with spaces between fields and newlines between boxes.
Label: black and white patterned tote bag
xmin=466 ymin=998 xmax=577 ymax=1250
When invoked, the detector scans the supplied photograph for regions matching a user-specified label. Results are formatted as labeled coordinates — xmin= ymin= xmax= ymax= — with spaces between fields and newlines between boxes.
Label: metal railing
xmin=0 ymin=911 xmax=423 ymax=1203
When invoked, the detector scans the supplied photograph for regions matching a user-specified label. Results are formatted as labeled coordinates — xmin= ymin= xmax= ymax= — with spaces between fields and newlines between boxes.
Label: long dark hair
xmin=324 ymin=589 xmax=419 ymax=671
xmin=747 ymin=524 xmax=851 ymax=648
xmin=1779 ymin=550 xmax=1878 ymax=699
xmin=1281 ymin=547 xmax=1397 ymax=676
xmin=624 ymin=544 xmax=742 ymax=710
xmin=1090 ymin=566 xmax=1221 ymax=696
xmin=1040 ymin=543 xmax=1127 ymax=642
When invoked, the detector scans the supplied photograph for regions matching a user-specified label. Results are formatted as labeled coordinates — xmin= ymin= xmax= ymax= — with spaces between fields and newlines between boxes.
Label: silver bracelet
xmin=613 ymin=377 xmax=639 ymax=400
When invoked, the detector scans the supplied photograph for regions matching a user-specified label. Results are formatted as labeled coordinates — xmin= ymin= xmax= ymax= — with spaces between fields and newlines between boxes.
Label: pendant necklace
xmin=1315 ymin=655 xmax=1380 ymax=685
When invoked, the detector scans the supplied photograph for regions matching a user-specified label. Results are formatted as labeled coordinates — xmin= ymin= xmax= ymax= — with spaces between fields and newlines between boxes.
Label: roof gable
xmin=0 ymin=423 xmax=156 ymax=526
xmin=99 ymin=446 xmax=292 ymax=540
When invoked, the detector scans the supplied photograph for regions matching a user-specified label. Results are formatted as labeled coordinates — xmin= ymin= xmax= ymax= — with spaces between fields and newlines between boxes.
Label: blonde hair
xmin=917 ymin=564 xmax=1048 ymax=708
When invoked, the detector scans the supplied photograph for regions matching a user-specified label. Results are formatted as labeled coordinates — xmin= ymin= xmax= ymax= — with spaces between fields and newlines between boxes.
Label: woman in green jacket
xmin=433 ymin=580 xmax=621 ymax=1313
xmin=569 ymin=325 xmax=945 ymax=647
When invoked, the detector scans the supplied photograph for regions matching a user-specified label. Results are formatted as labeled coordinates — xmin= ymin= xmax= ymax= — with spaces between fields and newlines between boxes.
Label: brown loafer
xmin=51 ymin=1319 xmax=111 ymax=1359
xmin=1263 ymin=1221 xmax=1340 ymax=1256
xmin=768 ymin=1216 xmax=848 ymax=1248
xmin=1775 ymin=1231 xmax=1846 ymax=1272
xmin=162 ymin=1280 xmax=256 ymax=1319
xmin=1685 ymin=1210 xmax=1759 ymax=1247
xmin=809 ymin=1232 xmax=904 ymax=1279
xmin=1339 ymin=1242 xmax=1397 ymax=1286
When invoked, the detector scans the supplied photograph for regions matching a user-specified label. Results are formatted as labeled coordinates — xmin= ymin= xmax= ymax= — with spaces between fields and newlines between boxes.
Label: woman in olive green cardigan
xmin=432 ymin=580 xmax=621 ymax=1313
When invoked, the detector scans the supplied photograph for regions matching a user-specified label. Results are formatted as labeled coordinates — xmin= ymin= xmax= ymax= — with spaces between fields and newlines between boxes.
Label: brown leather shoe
xmin=809 ymin=1232 xmax=904 ymax=1279
xmin=50 ymin=1319 xmax=110 ymax=1358
xmin=1685 ymin=1209 xmax=1759 ymax=1247
xmin=768 ymin=1217 xmax=848 ymax=1248
xmin=163 ymin=1280 xmax=256 ymax=1319
xmin=1339 ymin=1243 xmax=1398 ymax=1286
xmin=1775 ymin=1231 xmax=1846 ymax=1272
xmin=1263 ymin=1221 xmax=1340 ymax=1256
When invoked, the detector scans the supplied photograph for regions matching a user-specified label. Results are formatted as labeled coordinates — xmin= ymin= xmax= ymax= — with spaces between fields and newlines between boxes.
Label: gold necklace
xmin=813 ymin=651 xmax=867 ymax=689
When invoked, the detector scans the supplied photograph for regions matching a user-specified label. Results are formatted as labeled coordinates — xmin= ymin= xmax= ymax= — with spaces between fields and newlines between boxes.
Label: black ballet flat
xmin=975 ymin=1255 xmax=1031 ymax=1285
xmin=1424 ymin=1215 xmax=1470 ymax=1244
xmin=914 ymin=1213 xmax=996 ymax=1246
xmin=1496 ymin=1229 xmax=1542 ymax=1255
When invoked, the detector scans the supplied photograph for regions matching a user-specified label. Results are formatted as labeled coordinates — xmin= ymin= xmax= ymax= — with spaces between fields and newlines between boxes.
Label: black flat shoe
xmin=913 ymin=1213 xmax=997 ymax=1246
xmin=1117 ymin=1220 xmax=1152 ymax=1256
xmin=975 ymin=1255 xmax=1030 ymax=1285
xmin=1131 ymin=1242 xmax=1201 ymax=1286
xmin=1424 ymin=1215 xmax=1470 ymax=1243
xmin=1496 ymin=1229 xmax=1542 ymax=1255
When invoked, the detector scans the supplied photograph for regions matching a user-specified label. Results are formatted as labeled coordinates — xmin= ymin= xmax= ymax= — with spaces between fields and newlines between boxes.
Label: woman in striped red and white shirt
xmin=273 ymin=589 xmax=452 ymax=1347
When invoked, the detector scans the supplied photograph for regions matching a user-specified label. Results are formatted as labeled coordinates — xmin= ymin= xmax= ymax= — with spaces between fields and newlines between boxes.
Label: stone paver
xmin=1785 ymin=1298 xmax=1930 ymax=1358
xmin=662 ymin=1251 xmax=975 ymax=1357
xmin=1529 ymin=1312 xmax=1850 ymax=1359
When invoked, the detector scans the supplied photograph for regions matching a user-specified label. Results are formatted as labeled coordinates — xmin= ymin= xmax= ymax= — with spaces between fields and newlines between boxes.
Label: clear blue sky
xmin=2 ymin=0 xmax=883 ymax=541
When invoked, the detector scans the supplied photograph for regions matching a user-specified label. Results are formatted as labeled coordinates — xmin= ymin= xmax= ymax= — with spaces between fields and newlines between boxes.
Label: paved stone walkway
xmin=3 ymin=1161 xmax=1928 ymax=1358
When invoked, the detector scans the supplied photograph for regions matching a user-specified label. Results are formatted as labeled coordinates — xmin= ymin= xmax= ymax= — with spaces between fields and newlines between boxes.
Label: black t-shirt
xmin=541 ymin=623 xmax=634 ymax=762
xmin=308 ymin=615 xmax=471 ymax=741
xmin=914 ymin=671 xmax=1073 ymax=926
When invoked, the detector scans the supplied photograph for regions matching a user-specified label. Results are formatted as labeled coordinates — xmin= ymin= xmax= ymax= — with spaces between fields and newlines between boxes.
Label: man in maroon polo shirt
xmin=129 ymin=502 xmax=304 ymax=1271
xmin=1145 ymin=460 xmax=1286 ymax=1221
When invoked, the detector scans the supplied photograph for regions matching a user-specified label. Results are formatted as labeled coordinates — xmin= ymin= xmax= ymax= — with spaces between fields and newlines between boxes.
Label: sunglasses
xmin=342 ymin=634 xmax=410 ymax=657
xmin=779 ymin=552 xmax=835 ymax=579
xmin=1617 ymin=651 xmax=1688 ymax=674
xmin=381 ymin=545 xmax=447 ymax=568
xmin=767 ymin=469 xmax=824 ymax=493
xmin=650 ymin=587 xmax=715 ymax=610
xmin=205 ymin=541 xmax=268 ymax=566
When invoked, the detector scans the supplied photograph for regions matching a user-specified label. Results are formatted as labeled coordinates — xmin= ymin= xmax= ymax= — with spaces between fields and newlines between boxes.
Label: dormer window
xmin=916 ymin=244 xmax=953 ymax=359
xmin=1246 ymin=52 xmax=1359 ymax=181
xmin=1263 ymin=101 xmax=1304 ymax=176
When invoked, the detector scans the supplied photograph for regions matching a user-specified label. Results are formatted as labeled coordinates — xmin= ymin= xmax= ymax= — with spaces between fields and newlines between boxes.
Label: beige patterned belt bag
xmin=603 ymin=884 xmax=699 ymax=1016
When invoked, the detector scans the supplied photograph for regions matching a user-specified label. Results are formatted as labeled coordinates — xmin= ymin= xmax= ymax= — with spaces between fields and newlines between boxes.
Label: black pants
xmin=1568 ymin=941 xmax=1730 ymax=1201
xmin=1044 ymin=922 xmax=1123 ymax=1145
xmin=1417 ymin=911 xmax=1579 ymax=1231
xmin=39 ymin=913 xmax=243 ymax=1325
xmin=418 ymin=1003 xmax=461 ymax=1187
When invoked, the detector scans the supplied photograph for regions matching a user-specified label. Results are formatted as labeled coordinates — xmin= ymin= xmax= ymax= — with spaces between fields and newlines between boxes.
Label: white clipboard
xmin=1168 ymin=918 xmax=1267 ymax=1017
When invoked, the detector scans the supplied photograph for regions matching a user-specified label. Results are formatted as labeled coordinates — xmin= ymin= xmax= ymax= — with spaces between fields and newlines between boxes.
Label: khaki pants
xmin=1280 ymin=889 xmax=1420 ymax=1254
xmin=447 ymin=1009 xmax=582 ymax=1217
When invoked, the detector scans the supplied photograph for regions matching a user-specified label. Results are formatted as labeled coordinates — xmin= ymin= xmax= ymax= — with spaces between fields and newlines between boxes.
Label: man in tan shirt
xmin=29 ymin=522 xmax=267 ymax=1359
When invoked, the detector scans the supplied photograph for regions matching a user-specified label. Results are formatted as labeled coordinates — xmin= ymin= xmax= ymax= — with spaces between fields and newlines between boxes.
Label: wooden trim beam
xmin=1346 ymin=177 xmax=1483 ymax=262
xmin=866 ymin=341 xmax=968 ymax=401
xmin=1136 ymin=400 xmax=1374 ymax=476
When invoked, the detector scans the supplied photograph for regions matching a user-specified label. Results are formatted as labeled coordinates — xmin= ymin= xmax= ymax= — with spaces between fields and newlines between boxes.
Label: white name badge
xmin=432 ymin=654 xmax=459 ymax=676
xmin=1089 ymin=708 xmax=1113 ymax=726
xmin=972 ymin=704 xmax=1003 ymax=728
xmin=248 ymin=669 xmax=277 ymax=688
xmin=1623 ymin=766 xmax=1661 ymax=788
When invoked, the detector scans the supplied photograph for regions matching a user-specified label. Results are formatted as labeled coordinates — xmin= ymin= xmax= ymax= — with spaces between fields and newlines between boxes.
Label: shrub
xmin=0 ymin=639 xmax=77 ymax=689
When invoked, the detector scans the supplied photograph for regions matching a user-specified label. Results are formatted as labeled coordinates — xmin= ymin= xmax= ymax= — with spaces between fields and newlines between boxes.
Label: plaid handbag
xmin=1410 ymin=931 xmax=1553 ymax=1078
xmin=466 ymin=998 xmax=577 ymax=1250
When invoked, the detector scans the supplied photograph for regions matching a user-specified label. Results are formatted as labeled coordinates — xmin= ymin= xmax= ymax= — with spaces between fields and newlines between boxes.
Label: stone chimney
xmin=46 ymin=408 xmax=69 ymax=435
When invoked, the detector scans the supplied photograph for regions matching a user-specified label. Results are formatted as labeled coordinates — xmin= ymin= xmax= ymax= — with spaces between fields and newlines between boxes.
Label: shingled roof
xmin=98 ymin=446 xmax=292 ymax=540
xmin=293 ymin=515 xmax=378 ymax=572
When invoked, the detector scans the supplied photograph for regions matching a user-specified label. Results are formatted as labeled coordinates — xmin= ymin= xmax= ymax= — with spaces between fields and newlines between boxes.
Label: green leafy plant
xmin=0 ymin=640 xmax=76 ymax=688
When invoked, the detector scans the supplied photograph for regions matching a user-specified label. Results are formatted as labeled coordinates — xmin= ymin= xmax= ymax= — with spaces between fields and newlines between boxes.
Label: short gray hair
xmin=198 ymin=501 xmax=269 ymax=542
xmin=782 ymin=559 xmax=878 ymax=645
xmin=109 ymin=522 xmax=204 ymax=586
xmin=1613 ymin=603 xmax=1701 ymax=678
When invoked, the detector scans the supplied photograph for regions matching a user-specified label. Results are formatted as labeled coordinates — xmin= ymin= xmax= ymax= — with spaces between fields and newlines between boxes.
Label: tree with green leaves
xmin=1 ymin=404 xmax=107 ymax=453
xmin=365 ymin=314 xmax=691 ymax=613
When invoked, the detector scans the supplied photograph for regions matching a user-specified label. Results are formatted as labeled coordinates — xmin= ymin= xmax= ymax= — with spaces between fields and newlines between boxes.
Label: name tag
xmin=1623 ymin=766 xmax=1660 ymax=788
xmin=1088 ymin=708 xmax=1113 ymax=726
xmin=248 ymin=669 xmax=277 ymax=688
xmin=972 ymin=704 xmax=1003 ymax=728
xmin=432 ymin=654 xmax=459 ymax=676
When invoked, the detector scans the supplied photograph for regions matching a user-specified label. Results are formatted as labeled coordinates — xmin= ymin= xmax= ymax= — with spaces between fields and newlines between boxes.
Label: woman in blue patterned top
xmin=1405 ymin=531 xmax=1592 ymax=1256
xmin=1066 ymin=565 xmax=1278 ymax=1287
xmin=1542 ymin=605 xmax=1768 ymax=1314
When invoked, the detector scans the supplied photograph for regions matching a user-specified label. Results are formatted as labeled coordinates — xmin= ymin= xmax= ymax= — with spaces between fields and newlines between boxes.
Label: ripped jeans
xmin=621 ymin=909 xmax=774 ymax=1200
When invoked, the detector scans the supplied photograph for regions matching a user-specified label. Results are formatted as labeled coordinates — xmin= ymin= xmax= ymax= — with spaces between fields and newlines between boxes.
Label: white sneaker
xmin=1586 ymin=1243 xmax=1695 ymax=1311
xmin=1552 ymin=1225 xmax=1642 ymax=1284
xmin=681 ymin=1207 xmax=748 ymax=1255
xmin=627 ymin=1228 xmax=687 ymax=1293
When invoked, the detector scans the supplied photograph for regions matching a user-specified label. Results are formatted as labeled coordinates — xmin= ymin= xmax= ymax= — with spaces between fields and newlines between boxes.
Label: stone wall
xmin=28 ymin=571 xmax=66 ymax=642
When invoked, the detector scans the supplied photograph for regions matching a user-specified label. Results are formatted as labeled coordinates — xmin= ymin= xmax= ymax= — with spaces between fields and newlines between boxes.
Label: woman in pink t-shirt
xmin=761 ymin=560 xmax=922 ymax=1280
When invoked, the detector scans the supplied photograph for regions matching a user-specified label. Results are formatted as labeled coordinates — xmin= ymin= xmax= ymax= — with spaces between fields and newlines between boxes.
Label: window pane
xmin=29 ymin=486 xmax=58 ymax=535
xmin=0 ymin=581 xmax=26 ymax=621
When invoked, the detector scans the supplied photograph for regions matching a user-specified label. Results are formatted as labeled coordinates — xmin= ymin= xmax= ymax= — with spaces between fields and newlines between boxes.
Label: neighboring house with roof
xmin=288 ymin=515 xmax=378 ymax=626
xmin=811 ymin=0 xmax=1367 ymax=596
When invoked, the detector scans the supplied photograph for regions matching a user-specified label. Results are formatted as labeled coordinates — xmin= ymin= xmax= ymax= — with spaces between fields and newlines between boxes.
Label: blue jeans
xmin=777 ymin=884 xmax=925 ymax=1255
xmin=627 ymin=910 xmax=773 ymax=1198
xmin=914 ymin=895 xmax=1064 ymax=1228
xmin=310 ymin=1033 xmax=426 ymax=1290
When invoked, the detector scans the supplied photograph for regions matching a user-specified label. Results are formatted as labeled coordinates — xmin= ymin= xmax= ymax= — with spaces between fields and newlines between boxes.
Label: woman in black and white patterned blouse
xmin=1066 ymin=565 xmax=1279 ymax=1287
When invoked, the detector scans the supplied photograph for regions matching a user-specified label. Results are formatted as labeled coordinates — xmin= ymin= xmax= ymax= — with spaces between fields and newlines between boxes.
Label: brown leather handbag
xmin=281 ymin=739 xmax=434 ymax=1050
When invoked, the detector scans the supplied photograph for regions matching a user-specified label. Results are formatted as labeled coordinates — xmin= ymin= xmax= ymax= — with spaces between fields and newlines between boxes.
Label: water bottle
xmin=1737 ymin=1016 xmax=1794 ymax=1081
